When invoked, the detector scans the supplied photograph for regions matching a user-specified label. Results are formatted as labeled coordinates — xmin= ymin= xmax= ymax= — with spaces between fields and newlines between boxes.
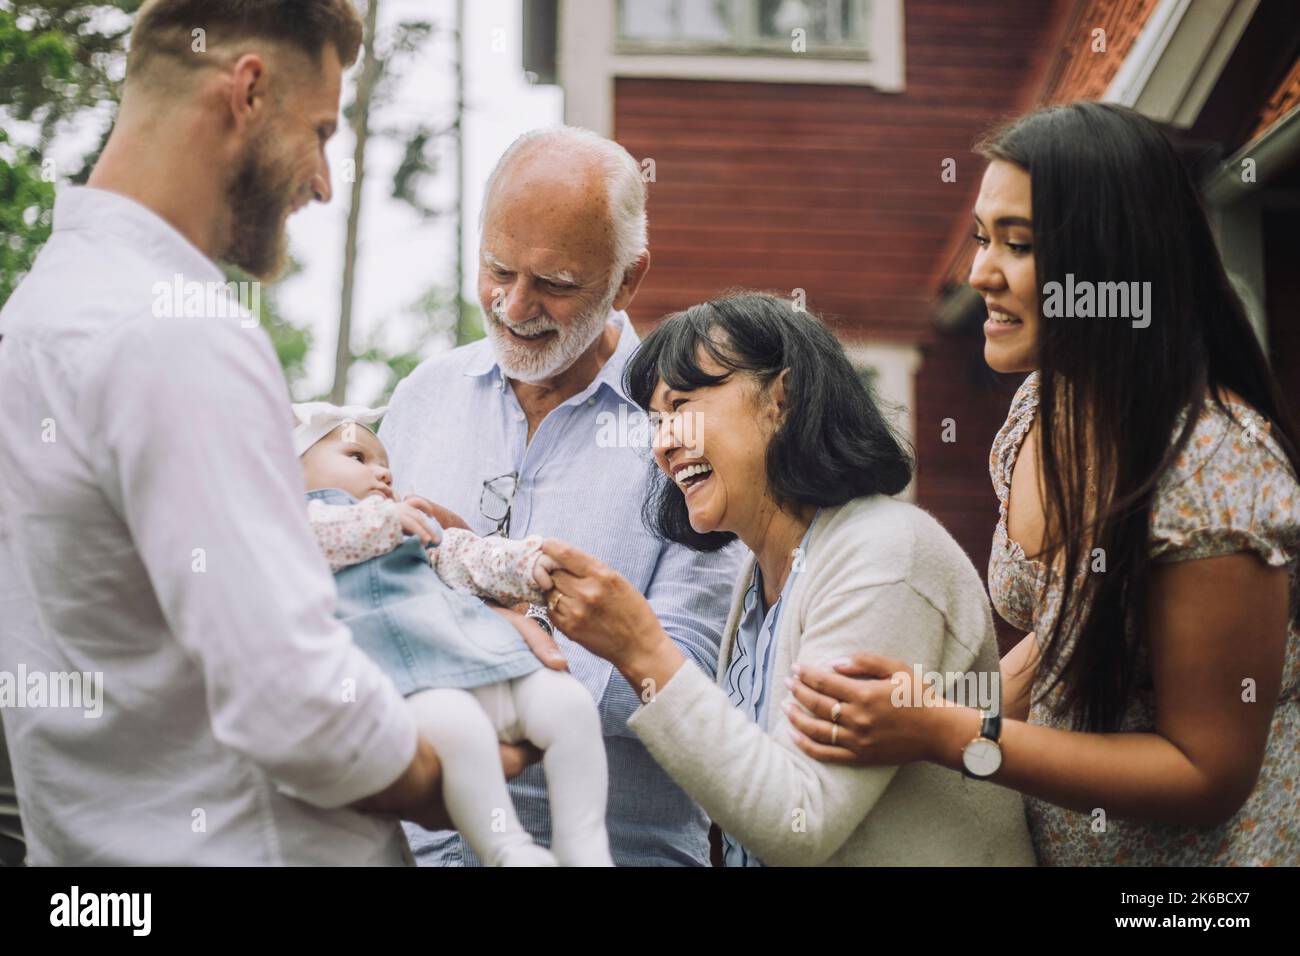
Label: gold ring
xmin=548 ymin=593 xmax=563 ymax=614
xmin=830 ymin=701 xmax=842 ymax=724
xmin=831 ymin=724 xmax=839 ymax=746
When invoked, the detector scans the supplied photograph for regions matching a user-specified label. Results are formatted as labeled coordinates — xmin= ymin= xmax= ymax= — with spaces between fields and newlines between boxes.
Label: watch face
xmin=962 ymin=738 xmax=1003 ymax=777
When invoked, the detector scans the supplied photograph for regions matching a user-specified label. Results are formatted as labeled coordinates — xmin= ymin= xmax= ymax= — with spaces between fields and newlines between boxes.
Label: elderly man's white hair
xmin=479 ymin=126 xmax=648 ymax=280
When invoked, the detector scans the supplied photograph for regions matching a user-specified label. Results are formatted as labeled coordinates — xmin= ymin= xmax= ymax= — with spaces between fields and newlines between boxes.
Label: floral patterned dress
xmin=988 ymin=372 xmax=1300 ymax=865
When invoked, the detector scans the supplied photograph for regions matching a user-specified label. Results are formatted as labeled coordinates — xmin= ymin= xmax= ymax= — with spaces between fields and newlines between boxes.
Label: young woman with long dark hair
xmin=790 ymin=101 xmax=1299 ymax=865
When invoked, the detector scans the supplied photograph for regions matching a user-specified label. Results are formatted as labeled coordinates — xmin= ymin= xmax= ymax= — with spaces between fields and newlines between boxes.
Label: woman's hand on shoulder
xmin=785 ymin=653 xmax=962 ymax=767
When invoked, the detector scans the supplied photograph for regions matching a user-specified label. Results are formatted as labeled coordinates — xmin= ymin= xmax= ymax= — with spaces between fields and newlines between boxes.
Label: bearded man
xmin=0 ymin=0 xmax=543 ymax=864
xmin=378 ymin=127 xmax=744 ymax=867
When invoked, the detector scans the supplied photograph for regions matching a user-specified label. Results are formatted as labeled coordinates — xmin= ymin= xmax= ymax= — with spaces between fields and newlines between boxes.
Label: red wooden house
xmin=523 ymin=0 xmax=1300 ymax=645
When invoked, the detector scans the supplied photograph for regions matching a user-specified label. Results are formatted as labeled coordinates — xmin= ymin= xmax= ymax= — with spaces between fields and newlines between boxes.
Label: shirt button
xmin=513 ymin=411 xmax=525 ymax=422
xmin=586 ymin=397 xmax=595 ymax=406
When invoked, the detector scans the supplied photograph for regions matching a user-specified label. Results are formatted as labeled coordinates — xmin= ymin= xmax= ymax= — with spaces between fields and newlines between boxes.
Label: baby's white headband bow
xmin=291 ymin=401 xmax=389 ymax=457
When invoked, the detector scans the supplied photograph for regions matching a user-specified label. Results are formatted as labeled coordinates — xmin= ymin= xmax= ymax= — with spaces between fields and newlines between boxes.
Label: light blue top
xmin=721 ymin=511 xmax=820 ymax=868
xmin=378 ymin=311 xmax=747 ymax=866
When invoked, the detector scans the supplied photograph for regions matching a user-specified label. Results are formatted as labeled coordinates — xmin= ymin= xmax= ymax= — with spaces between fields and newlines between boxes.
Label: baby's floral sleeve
xmin=432 ymin=530 xmax=546 ymax=605
xmin=306 ymin=495 xmax=404 ymax=572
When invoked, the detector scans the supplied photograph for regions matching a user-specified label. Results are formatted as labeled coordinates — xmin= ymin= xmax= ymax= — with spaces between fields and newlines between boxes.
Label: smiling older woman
xmin=540 ymin=292 xmax=1035 ymax=866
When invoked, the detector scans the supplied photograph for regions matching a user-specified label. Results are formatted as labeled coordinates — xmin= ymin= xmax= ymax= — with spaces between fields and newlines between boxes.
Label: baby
xmin=292 ymin=401 xmax=611 ymax=867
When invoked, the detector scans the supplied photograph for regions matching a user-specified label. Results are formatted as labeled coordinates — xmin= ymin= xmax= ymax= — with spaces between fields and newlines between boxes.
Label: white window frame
xmin=615 ymin=0 xmax=875 ymax=60
xmin=558 ymin=0 xmax=905 ymax=135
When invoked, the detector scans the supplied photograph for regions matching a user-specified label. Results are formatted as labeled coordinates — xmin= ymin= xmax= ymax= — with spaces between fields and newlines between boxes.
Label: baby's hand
xmin=402 ymin=494 xmax=472 ymax=532
xmin=395 ymin=501 xmax=440 ymax=547
xmin=532 ymin=553 xmax=559 ymax=592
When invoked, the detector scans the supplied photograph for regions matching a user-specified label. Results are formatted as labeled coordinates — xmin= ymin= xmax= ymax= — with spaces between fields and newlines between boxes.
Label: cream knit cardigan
xmin=626 ymin=495 xmax=1037 ymax=866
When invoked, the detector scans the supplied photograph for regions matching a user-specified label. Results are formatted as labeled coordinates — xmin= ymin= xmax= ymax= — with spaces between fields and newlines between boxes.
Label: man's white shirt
xmin=0 ymin=187 xmax=417 ymax=865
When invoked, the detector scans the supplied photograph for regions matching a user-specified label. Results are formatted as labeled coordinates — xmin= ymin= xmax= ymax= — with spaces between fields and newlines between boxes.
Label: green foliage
xmin=1 ymin=2 xmax=138 ymax=305
xmin=390 ymin=126 xmax=442 ymax=218
xmin=222 ymin=262 xmax=314 ymax=392
xmin=351 ymin=285 xmax=482 ymax=406
xmin=0 ymin=129 xmax=55 ymax=303
xmin=0 ymin=2 xmax=139 ymax=151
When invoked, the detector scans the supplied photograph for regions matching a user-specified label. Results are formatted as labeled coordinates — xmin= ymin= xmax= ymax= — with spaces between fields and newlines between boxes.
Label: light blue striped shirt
xmin=378 ymin=311 xmax=746 ymax=866
xmin=720 ymin=512 xmax=818 ymax=867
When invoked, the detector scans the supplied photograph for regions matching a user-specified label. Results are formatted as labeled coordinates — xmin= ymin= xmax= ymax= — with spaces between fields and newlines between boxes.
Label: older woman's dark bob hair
xmin=624 ymin=291 xmax=913 ymax=551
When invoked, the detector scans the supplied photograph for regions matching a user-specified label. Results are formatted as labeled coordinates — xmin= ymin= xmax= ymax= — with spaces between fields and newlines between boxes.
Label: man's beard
xmin=223 ymin=133 xmax=296 ymax=279
xmin=487 ymin=277 xmax=620 ymax=384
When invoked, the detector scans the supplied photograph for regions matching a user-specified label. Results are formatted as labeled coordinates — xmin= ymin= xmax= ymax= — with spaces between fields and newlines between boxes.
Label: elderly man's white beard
xmin=487 ymin=280 xmax=620 ymax=384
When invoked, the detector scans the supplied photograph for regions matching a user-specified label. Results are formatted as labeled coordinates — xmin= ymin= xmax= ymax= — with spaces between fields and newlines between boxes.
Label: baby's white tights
xmin=406 ymin=668 xmax=613 ymax=867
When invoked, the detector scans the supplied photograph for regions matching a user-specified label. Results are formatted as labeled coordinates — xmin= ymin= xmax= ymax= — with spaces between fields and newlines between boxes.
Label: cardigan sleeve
xmin=627 ymin=578 xmax=957 ymax=866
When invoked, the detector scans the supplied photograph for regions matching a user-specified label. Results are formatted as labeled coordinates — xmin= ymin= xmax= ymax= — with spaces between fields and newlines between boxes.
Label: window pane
xmin=757 ymin=0 xmax=865 ymax=45
xmin=620 ymin=0 xmax=732 ymax=42
xmin=620 ymin=0 xmax=676 ymax=40
xmin=678 ymin=0 xmax=732 ymax=41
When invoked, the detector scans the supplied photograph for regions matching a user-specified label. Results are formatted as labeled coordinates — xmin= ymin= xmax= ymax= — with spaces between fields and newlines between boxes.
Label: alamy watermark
xmin=151 ymin=273 xmax=260 ymax=327
xmin=1042 ymin=273 xmax=1151 ymax=329
xmin=50 ymin=886 xmax=150 ymax=936
xmin=595 ymin=405 xmax=705 ymax=451
xmin=891 ymin=665 xmax=1001 ymax=716
xmin=0 ymin=665 xmax=103 ymax=718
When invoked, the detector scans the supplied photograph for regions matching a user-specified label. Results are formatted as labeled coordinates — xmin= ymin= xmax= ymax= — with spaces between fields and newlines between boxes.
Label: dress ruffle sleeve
xmin=1150 ymin=404 xmax=1300 ymax=568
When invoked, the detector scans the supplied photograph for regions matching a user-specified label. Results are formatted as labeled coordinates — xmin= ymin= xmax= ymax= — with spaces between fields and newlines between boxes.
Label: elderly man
xmin=379 ymin=126 xmax=744 ymax=866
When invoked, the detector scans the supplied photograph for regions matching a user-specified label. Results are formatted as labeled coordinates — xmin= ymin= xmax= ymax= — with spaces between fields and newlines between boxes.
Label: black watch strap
xmin=980 ymin=710 xmax=1002 ymax=742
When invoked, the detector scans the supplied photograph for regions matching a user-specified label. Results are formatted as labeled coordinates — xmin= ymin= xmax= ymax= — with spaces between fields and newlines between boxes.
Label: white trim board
xmin=1103 ymin=0 xmax=1259 ymax=128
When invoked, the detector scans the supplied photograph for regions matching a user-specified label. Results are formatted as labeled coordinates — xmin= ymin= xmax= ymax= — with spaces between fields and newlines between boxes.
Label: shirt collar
xmin=464 ymin=309 xmax=641 ymax=406
xmin=746 ymin=508 xmax=824 ymax=616
xmin=53 ymin=185 xmax=224 ymax=285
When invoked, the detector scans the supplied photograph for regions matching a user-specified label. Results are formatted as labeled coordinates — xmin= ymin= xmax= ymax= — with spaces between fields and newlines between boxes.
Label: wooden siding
xmin=614 ymin=0 xmax=1066 ymax=340
xmin=609 ymin=0 xmax=1067 ymax=616
xmin=936 ymin=0 xmax=1157 ymax=291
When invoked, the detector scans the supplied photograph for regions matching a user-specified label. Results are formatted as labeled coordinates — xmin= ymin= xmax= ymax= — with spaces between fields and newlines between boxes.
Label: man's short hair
xmin=127 ymin=0 xmax=364 ymax=85
xmin=481 ymin=127 xmax=648 ymax=280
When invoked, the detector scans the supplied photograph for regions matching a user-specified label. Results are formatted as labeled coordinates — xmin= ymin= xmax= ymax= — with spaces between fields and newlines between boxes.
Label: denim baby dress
xmin=306 ymin=488 xmax=542 ymax=694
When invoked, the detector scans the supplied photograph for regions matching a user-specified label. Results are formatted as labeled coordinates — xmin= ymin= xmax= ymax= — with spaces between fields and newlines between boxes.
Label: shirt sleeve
xmin=432 ymin=529 xmax=547 ymax=606
xmin=595 ymin=538 xmax=747 ymax=739
xmin=306 ymin=496 xmax=404 ymax=572
xmin=80 ymin=316 xmax=417 ymax=810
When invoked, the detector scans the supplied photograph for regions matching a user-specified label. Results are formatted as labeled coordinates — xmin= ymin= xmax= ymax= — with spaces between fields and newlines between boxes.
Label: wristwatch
xmin=961 ymin=710 xmax=1003 ymax=779
xmin=524 ymin=604 xmax=554 ymax=636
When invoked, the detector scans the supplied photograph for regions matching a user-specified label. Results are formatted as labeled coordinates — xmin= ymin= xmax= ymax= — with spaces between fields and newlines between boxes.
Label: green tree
xmin=0 ymin=1 xmax=139 ymax=302
xmin=0 ymin=1 xmax=138 ymax=154
xmin=0 ymin=129 xmax=54 ymax=303
xmin=348 ymin=283 xmax=481 ymax=408
xmin=223 ymin=261 xmax=315 ymax=394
